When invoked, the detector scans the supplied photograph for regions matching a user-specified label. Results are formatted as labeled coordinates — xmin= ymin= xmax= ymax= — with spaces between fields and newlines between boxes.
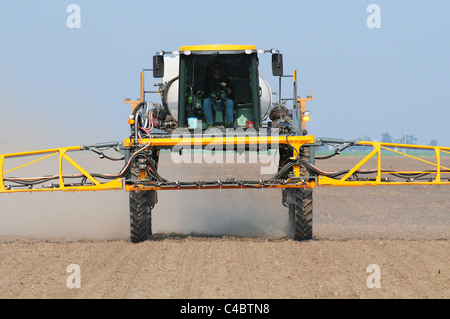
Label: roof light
xmin=171 ymin=50 xmax=179 ymax=56
xmin=302 ymin=110 xmax=311 ymax=122
xmin=257 ymin=48 xmax=265 ymax=54
xmin=156 ymin=50 xmax=165 ymax=56
xmin=184 ymin=50 xmax=191 ymax=55
xmin=245 ymin=49 xmax=252 ymax=55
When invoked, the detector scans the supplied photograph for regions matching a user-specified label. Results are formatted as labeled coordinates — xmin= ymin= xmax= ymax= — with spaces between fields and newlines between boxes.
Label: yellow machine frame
xmin=3 ymin=139 xmax=448 ymax=193
xmin=318 ymin=141 xmax=450 ymax=186
xmin=124 ymin=134 xmax=316 ymax=191
xmin=0 ymin=146 xmax=123 ymax=193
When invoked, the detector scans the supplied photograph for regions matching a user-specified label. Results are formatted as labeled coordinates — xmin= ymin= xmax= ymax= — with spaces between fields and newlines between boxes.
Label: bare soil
xmin=0 ymin=155 xmax=449 ymax=299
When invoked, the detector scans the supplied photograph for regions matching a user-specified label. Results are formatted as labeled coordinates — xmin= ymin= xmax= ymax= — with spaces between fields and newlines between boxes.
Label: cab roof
xmin=179 ymin=44 xmax=257 ymax=53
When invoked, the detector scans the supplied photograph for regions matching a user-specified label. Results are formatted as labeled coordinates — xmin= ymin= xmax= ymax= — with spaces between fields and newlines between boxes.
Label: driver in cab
xmin=201 ymin=61 xmax=234 ymax=128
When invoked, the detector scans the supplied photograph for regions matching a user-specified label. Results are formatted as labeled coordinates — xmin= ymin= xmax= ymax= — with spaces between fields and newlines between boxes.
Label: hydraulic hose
xmin=131 ymin=101 xmax=148 ymax=145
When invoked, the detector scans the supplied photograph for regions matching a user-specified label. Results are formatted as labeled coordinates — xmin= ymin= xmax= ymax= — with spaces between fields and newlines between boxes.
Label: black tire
xmin=292 ymin=188 xmax=313 ymax=240
xmin=129 ymin=189 xmax=156 ymax=243
xmin=129 ymin=165 xmax=157 ymax=243
xmin=282 ymin=144 xmax=313 ymax=241
xmin=294 ymin=145 xmax=313 ymax=240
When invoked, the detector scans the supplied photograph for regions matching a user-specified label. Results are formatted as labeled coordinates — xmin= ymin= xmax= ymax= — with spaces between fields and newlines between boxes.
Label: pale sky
xmin=1 ymin=0 xmax=449 ymax=151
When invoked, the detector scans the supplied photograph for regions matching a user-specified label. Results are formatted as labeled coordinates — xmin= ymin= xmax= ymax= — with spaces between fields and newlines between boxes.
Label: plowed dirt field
xmin=0 ymin=155 xmax=449 ymax=299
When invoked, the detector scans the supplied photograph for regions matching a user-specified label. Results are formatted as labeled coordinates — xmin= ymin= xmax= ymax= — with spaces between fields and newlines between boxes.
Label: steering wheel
xmin=210 ymin=88 xmax=227 ymax=101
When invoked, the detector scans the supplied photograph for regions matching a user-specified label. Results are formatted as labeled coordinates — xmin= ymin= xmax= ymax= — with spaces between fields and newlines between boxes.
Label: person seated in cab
xmin=201 ymin=61 xmax=234 ymax=128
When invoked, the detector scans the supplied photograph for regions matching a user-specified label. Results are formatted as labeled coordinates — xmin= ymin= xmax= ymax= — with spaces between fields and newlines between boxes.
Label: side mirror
xmin=153 ymin=55 xmax=164 ymax=78
xmin=271 ymin=53 xmax=283 ymax=76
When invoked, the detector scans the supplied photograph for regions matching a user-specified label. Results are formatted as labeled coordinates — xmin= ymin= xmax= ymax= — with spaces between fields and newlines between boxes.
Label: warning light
xmin=302 ymin=110 xmax=311 ymax=122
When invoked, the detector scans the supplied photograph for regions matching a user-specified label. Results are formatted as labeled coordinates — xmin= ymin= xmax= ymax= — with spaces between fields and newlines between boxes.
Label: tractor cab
xmin=177 ymin=45 xmax=260 ymax=129
xmin=154 ymin=45 xmax=273 ymax=130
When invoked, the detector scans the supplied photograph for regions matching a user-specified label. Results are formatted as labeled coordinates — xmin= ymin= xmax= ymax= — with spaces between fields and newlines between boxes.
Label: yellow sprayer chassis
xmin=1 ymin=138 xmax=450 ymax=194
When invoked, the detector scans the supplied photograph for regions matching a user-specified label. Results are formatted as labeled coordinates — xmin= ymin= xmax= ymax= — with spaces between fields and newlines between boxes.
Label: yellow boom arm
xmin=317 ymin=141 xmax=450 ymax=186
xmin=0 ymin=146 xmax=123 ymax=193
xmin=1 ymin=138 xmax=450 ymax=193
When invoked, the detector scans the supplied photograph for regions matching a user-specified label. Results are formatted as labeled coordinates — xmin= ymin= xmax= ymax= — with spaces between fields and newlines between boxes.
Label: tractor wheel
xmin=292 ymin=188 xmax=313 ymax=241
xmin=129 ymin=167 xmax=157 ymax=243
xmin=282 ymin=144 xmax=313 ymax=241
xmin=129 ymin=189 xmax=156 ymax=243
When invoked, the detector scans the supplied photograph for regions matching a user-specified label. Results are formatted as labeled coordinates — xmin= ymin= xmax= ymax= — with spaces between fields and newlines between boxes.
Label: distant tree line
xmin=318 ymin=133 xmax=439 ymax=153
xmin=355 ymin=133 xmax=436 ymax=146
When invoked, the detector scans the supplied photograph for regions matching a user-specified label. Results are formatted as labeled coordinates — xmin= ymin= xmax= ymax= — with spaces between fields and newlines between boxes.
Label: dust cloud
xmin=0 ymin=97 xmax=288 ymax=241
xmin=153 ymin=189 xmax=288 ymax=238
xmin=0 ymin=191 xmax=130 ymax=241
xmin=153 ymin=151 xmax=289 ymax=238
xmin=0 ymin=148 xmax=289 ymax=241
xmin=0 ymin=150 xmax=130 ymax=241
